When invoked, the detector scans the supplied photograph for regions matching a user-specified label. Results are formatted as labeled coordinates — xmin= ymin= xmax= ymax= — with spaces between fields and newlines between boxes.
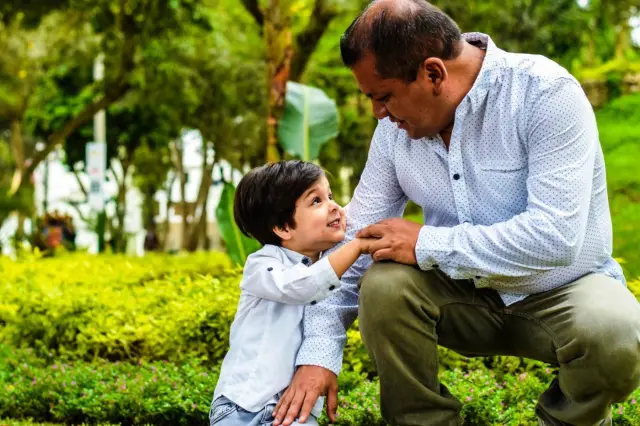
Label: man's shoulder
xmin=493 ymin=50 xmax=578 ymax=90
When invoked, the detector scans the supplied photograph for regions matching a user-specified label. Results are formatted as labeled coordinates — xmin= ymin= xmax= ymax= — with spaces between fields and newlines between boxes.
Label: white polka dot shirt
xmin=295 ymin=33 xmax=625 ymax=376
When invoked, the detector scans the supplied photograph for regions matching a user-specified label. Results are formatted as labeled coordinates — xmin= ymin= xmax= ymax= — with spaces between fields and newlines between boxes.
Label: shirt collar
xmin=279 ymin=246 xmax=313 ymax=266
xmin=460 ymin=32 xmax=505 ymax=112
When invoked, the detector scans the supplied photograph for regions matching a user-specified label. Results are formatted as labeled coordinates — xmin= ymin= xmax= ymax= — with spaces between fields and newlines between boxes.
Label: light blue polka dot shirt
xmin=296 ymin=32 xmax=625 ymax=376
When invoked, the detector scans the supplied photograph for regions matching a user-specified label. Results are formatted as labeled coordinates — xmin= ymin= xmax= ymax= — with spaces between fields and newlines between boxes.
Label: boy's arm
xmin=241 ymin=239 xmax=367 ymax=305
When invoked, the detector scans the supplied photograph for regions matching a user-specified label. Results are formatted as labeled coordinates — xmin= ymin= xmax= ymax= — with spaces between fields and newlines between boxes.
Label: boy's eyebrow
xmin=302 ymin=186 xmax=319 ymax=199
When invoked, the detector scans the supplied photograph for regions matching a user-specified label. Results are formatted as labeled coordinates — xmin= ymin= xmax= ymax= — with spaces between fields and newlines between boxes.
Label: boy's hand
xmin=357 ymin=218 xmax=422 ymax=265
xmin=272 ymin=365 xmax=338 ymax=426
xmin=357 ymin=237 xmax=377 ymax=254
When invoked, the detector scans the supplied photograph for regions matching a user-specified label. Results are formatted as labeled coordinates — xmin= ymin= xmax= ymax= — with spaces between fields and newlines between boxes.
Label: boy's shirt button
xmin=310 ymin=301 xmax=317 ymax=305
xmin=267 ymin=267 xmax=273 ymax=272
xmin=329 ymin=285 xmax=336 ymax=291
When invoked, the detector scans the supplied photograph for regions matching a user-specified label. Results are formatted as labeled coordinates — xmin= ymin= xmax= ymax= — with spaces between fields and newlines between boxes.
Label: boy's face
xmin=276 ymin=175 xmax=346 ymax=257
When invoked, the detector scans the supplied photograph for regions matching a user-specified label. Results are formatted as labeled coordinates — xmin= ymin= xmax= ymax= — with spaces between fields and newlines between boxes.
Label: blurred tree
xmin=238 ymin=0 xmax=341 ymax=162
xmin=0 ymin=0 xmax=211 ymax=205
xmin=433 ymin=0 xmax=590 ymax=70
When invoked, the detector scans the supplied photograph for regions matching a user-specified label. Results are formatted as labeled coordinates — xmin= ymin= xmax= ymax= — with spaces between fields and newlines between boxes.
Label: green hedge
xmin=0 ymin=253 xmax=240 ymax=364
xmin=2 ymin=345 xmax=640 ymax=425
xmin=2 ymin=253 xmax=640 ymax=425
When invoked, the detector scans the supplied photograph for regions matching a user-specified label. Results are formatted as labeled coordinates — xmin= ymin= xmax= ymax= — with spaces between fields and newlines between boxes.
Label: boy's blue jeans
xmin=210 ymin=395 xmax=319 ymax=426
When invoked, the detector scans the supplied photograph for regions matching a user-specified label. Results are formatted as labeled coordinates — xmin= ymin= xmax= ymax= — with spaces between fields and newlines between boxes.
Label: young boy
xmin=209 ymin=160 xmax=372 ymax=426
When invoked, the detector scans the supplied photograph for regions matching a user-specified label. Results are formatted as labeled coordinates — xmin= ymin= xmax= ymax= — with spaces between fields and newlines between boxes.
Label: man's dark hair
xmin=234 ymin=160 xmax=325 ymax=246
xmin=340 ymin=0 xmax=462 ymax=82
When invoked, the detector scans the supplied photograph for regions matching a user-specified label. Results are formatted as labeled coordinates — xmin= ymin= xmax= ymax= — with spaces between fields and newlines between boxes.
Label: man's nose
xmin=371 ymin=99 xmax=389 ymax=120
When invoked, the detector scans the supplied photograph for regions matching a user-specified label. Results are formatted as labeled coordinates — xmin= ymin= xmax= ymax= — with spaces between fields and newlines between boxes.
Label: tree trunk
xmin=264 ymin=0 xmax=293 ymax=163
xmin=110 ymin=161 xmax=129 ymax=253
xmin=614 ymin=17 xmax=631 ymax=60
xmin=162 ymin=173 xmax=176 ymax=251
xmin=185 ymin=171 xmax=212 ymax=251
xmin=171 ymin=140 xmax=189 ymax=249
xmin=8 ymin=119 xmax=25 ymax=196
xmin=13 ymin=212 xmax=26 ymax=253
xmin=185 ymin=141 xmax=215 ymax=251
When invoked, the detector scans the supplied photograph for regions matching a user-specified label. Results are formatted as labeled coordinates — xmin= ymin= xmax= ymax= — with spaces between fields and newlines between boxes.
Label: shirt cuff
xmin=308 ymin=257 xmax=342 ymax=304
xmin=415 ymin=225 xmax=455 ymax=271
xmin=295 ymin=336 xmax=344 ymax=376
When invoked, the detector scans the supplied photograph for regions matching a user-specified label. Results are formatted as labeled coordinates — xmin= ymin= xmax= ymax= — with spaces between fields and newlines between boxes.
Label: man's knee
xmin=572 ymin=304 xmax=640 ymax=398
xmin=359 ymin=263 xmax=432 ymax=325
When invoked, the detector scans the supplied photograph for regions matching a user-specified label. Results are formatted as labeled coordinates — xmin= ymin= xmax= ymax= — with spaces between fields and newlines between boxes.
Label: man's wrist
xmin=296 ymin=336 xmax=344 ymax=376
xmin=415 ymin=225 xmax=453 ymax=270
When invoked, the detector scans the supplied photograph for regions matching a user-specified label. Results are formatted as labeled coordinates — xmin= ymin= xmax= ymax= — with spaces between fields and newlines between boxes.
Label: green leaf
xmin=278 ymin=81 xmax=339 ymax=161
xmin=215 ymin=182 xmax=261 ymax=265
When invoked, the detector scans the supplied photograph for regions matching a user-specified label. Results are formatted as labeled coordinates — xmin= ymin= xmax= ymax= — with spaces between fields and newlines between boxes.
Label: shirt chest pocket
xmin=477 ymin=159 xmax=529 ymax=212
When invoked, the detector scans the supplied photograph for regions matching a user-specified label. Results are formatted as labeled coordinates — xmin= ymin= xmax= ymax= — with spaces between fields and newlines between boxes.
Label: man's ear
xmin=420 ymin=57 xmax=447 ymax=96
xmin=273 ymin=224 xmax=292 ymax=241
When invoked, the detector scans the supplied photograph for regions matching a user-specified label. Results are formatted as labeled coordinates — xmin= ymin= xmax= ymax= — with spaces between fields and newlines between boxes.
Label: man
xmin=273 ymin=1 xmax=640 ymax=425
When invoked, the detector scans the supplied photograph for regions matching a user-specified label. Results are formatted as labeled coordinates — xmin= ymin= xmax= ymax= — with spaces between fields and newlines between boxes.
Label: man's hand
xmin=356 ymin=218 xmax=422 ymax=264
xmin=272 ymin=365 xmax=338 ymax=426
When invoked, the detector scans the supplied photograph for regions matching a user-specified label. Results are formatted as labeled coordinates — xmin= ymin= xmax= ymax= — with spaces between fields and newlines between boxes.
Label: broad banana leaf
xmin=215 ymin=182 xmax=261 ymax=265
xmin=278 ymin=81 xmax=339 ymax=161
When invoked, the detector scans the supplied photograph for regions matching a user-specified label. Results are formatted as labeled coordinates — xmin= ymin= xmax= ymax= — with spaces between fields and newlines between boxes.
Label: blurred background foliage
xmin=0 ymin=0 xmax=638 ymax=268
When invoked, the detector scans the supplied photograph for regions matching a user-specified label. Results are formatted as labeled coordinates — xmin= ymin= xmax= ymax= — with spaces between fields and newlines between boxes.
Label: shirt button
xmin=453 ymin=173 xmax=461 ymax=180
xmin=310 ymin=301 xmax=317 ymax=305
xmin=302 ymin=258 xmax=310 ymax=265
xmin=329 ymin=285 xmax=336 ymax=291
xmin=267 ymin=267 xmax=273 ymax=272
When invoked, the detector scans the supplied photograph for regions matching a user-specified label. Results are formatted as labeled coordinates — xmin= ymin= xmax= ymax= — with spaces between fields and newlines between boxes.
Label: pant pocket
xmin=209 ymin=397 xmax=238 ymax=424
xmin=259 ymin=404 xmax=276 ymax=425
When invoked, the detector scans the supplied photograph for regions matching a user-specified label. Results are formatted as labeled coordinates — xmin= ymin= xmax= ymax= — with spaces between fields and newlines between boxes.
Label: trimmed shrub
xmin=0 ymin=253 xmax=240 ymax=364
xmin=2 ymin=345 xmax=640 ymax=425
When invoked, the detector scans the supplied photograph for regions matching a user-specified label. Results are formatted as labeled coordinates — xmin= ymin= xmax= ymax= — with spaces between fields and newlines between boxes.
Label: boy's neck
xmin=280 ymin=242 xmax=320 ymax=263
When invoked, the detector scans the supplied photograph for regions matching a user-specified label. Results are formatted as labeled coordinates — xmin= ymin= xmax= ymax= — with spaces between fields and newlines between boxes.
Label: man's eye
xmin=376 ymin=95 xmax=390 ymax=103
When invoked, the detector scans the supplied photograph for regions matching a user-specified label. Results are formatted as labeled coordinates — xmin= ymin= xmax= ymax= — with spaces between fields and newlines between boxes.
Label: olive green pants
xmin=358 ymin=263 xmax=640 ymax=426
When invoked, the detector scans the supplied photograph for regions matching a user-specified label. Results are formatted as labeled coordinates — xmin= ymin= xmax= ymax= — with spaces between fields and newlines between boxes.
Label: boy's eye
xmin=328 ymin=193 xmax=333 ymax=200
xmin=312 ymin=197 xmax=321 ymax=205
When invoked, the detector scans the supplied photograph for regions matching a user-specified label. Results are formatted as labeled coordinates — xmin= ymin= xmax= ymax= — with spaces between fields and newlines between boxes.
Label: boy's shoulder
xmin=244 ymin=244 xmax=287 ymax=267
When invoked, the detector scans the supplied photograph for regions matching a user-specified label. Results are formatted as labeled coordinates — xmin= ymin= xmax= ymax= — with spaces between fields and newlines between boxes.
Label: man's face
xmin=351 ymin=54 xmax=454 ymax=139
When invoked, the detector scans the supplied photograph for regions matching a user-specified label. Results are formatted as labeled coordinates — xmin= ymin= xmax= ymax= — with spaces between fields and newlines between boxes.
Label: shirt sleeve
xmin=295 ymin=120 xmax=409 ymax=375
xmin=241 ymin=254 xmax=341 ymax=305
xmin=416 ymin=78 xmax=598 ymax=290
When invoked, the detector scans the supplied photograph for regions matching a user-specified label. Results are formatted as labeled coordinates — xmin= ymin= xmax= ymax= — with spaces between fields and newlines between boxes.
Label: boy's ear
xmin=273 ymin=224 xmax=292 ymax=241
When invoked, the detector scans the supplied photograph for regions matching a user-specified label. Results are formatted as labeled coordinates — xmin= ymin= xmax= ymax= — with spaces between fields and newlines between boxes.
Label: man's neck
xmin=439 ymin=41 xmax=487 ymax=148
